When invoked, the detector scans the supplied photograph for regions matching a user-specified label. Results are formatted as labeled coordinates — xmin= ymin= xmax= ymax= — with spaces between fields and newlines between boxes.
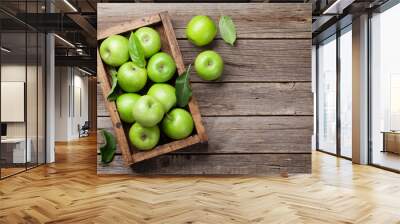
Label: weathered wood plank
xmin=98 ymin=116 xmax=312 ymax=154
xmin=96 ymin=39 xmax=311 ymax=83
xmin=97 ymin=153 xmax=311 ymax=175
xmin=98 ymin=3 xmax=312 ymax=39
xmin=132 ymin=135 xmax=202 ymax=164
xmin=96 ymin=50 xmax=132 ymax=165
xmin=182 ymin=39 xmax=311 ymax=82
xmin=98 ymin=82 xmax=313 ymax=116
xmin=193 ymin=82 xmax=313 ymax=116
xmin=98 ymin=14 xmax=161 ymax=40
xmin=96 ymin=3 xmax=312 ymax=175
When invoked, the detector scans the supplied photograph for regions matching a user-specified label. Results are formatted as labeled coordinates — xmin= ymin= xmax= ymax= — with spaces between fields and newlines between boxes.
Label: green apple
xmin=99 ymin=35 xmax=129 ymax=66
xmin=117 ymin=62 xmax=147 ymax=93
xmin=129 ymin=122 xmax=160 ymax=150
xmin=162 ymin=108 xmax=194 ymax=140
xmin=116 ymin=93 xmax=141 ymax=123
xmin=186 ymin=15 xmax=217 ymax=47
xmin=147 ymin=84 xmax=176 ymax=112
xmin=132 ymin=95 xmax=165 ymax=127
xmin=147 ymin=52 xmax=176 ymax=83
xmin=194 ymin=50 xmax=224 ymax=81
xmin=135 ymin=27 xmax=161 ymax=58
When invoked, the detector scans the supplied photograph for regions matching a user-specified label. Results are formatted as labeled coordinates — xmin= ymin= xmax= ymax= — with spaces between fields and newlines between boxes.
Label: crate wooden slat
xmin=97 ymin=11 xmax=208 ymax=166
xmin=97 ymin=14 xmax=162 ymax=40
xmin=97 ymin=51 xmax=132 ymax=165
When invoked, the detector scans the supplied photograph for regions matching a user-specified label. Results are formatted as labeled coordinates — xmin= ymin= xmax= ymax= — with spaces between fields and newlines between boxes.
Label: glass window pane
xmin=1 ymin=19 xmax=27 ymax=177
xmin=318 ymin=35 xmax=337 ymax=154
xmin=26 ymin=0 xmax=39 ymax=169
xmin=340 ymin=27 xmax=352 ymax=158
xmin=38 ymin=32 xmax=45 ymax=165
xmin=27 ymin=30 xmax=38 ymax=169
xmin=0 ymin=0 xmax=46 ymax=179
xmin=371 ymin=3 xmax=400 ymax=171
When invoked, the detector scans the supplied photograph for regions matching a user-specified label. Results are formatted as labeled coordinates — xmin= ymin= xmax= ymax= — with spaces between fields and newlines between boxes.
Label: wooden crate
xmin=97 ymin=11 xmax=208 ymax=166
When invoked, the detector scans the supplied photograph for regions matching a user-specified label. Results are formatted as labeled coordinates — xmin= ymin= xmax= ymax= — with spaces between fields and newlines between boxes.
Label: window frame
xmin=0 ymin=0 xmax=48 ymax=180
xmin=315 ymin=23 xmax=353 ymax=161
xmin=367 ymin=0 xmax=400 ymax=173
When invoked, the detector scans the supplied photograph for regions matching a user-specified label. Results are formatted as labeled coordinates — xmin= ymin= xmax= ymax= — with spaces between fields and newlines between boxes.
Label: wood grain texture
xmin=3 ymin=137 xmax=400 ymax=223
xmin=182 ymin=39 xmax=312 ymax=82
xmin=131 ymin=135 xmax=203 ymax=164
xmin=97 ymin=39 xmax=312 ymax=83
xmin=158 ymin=12 xmax=208 ymax=142
xmin=96 ymin=51 xmax=132 ymax=165
xmin=98 ymin=3 xmax=312 ymax=39
xmin=97 ymin=13 xmax=161 ymax=40
xmin=98 ymin=153 xmax=311 ymax=175
xmin=97 ymin=3 xmax=312 ymax=174
xmin=98 ymin=116 xmax=313 ymax=154
xmin=97 ymin=82 xmax=313 ymax=116
xmin=193 ymin=82 xmax=312 ymax=116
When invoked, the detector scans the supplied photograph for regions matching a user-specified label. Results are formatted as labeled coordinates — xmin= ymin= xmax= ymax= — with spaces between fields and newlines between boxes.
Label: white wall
xmin=54 ymin=67 xmax=89 ymax=141
xmin=72 ymin=73 xmax=89 ymax=138
xmin=55 ymin=66 xmax=68 ymax=141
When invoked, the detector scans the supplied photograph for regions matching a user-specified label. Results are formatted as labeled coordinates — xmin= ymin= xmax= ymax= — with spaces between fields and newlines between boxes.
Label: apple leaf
xmin=175 ymin=64 xmax=192 ymax=107
xmin=107 ymin=66 xmax=118 ymax=101
xmin=219 ymin=16 xmax=236 ymax=46
xmin=128 ymin=32 xmax=146 ymax=68
xmin=100 ymin=129 xmax=116 ymax=164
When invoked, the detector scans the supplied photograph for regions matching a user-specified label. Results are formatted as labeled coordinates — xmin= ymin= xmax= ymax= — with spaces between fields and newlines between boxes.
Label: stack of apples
xmin=99 ymin=15 xmax=224 ymax=151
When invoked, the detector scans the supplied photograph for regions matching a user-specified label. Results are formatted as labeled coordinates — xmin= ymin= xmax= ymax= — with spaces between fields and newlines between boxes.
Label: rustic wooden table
xmin=97 ymin=3 xmax=313 ymax=175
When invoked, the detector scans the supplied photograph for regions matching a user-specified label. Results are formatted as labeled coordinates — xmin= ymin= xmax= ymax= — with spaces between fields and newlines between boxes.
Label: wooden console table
xmin=382 ymin=131 xmax=400 ymax=154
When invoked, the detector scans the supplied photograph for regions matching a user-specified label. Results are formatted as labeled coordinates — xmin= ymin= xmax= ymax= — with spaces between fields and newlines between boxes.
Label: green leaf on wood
xmin=107 ymin=66 xmax=118 ymax=101
xmin=100 ymin=129 xmax=116 ymax=164
xmin=175 ymin=64 xmax=192 ymax=107
xmin=128 ymin=32 xmax=146 ymax=68
xmin=219 ymin=16 xmax=236 ymax=46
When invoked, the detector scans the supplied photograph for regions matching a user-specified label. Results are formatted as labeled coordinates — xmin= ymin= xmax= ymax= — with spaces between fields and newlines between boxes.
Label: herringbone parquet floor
xmin=1 ymin=135 xmax=400 ymax=224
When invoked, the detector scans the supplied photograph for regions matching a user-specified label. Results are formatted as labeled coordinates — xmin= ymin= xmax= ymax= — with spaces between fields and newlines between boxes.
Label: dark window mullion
xmin=44 ymin=0 xmax=48 ymax=165
xmin=336 ymin=26 xmax=341 ymax=157
xmin=36 ymin=0 xmax=39 ymax=168
xmin=316 ymin=44 xmax=320 ymax=151
xmin=367 ymin=11 xmax=373 ymax=165
xmin=25 ymin=0 xmax=28 ymax=171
